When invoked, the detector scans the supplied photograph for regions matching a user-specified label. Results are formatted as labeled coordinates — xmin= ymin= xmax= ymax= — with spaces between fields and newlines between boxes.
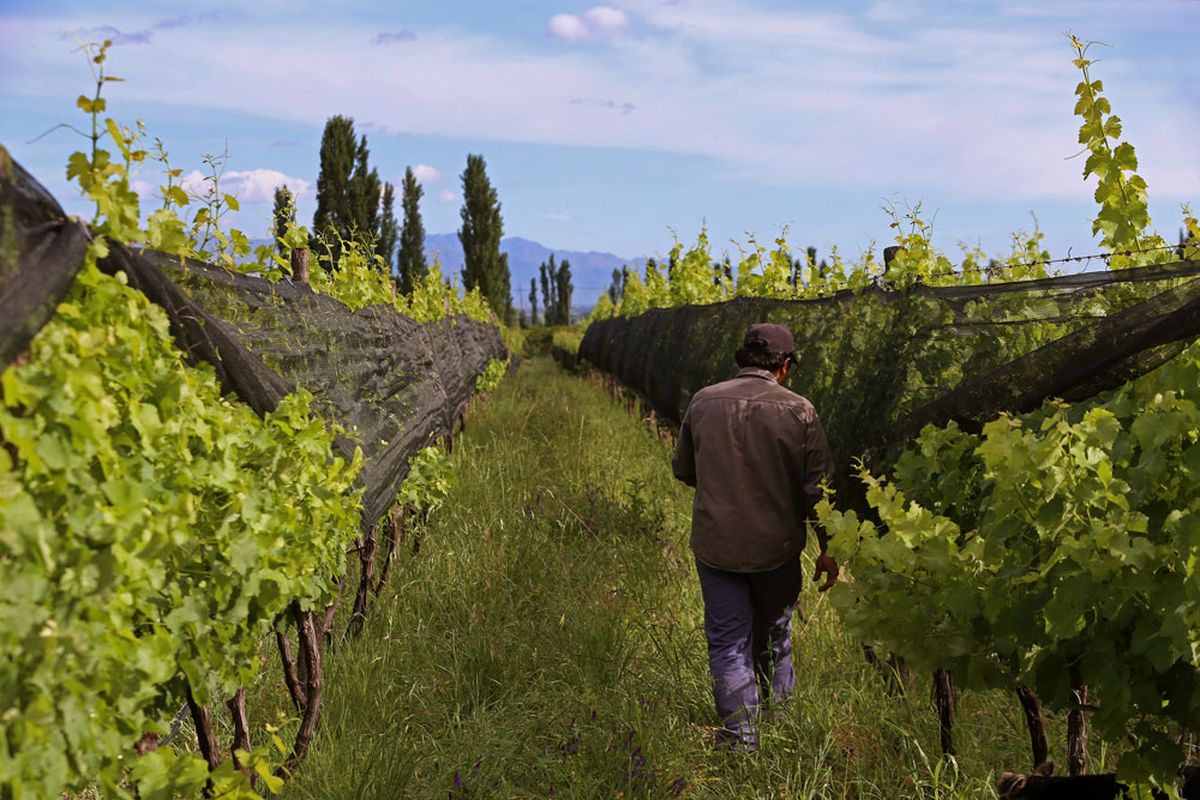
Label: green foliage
xmin=393 ymin=446 xmax=456 ymax=517
xmin=1180 ymin=204 xmax=1200 ymax=261
xmin=665 ymin=228 xmax=727 ymax=306
xmin=308 ymin=234 xmax=397 ymax=311
xmin=582 ymin=292 xmax=615 ymax=329
xmin=499 ymin=324 xmax=526 ymax=357
xmin=132 ymin=735 xmax=288 ymax=800
xmin=521 ymin=325 xmax=554 ymax=356
xmin=551 ymin=328 xmax=582 ymax=357
xmin=458 ymin=154 xmax=513 ymax=324
xmin=0 ymin=259 xmax=362 ymax=798
xmin=63 ymin=40 xmax=294 ymax=282
xmin=65 ymin=41 xmax=144 ymax=255
xmin=8 ymin=42 xmax=502 ymax=797
xmin=304 ymin=242 xmax=494 ymax=325
xmin=1068 ymin=34 xmax=1173 ymax=268
xmin=474 ymin=358 xmax=510 ymax=395
xmin=187 ymin=148 xmax=254 ymax=269
xmin=394 ymin=259 xmax=493 ymax=324
xmin=820 ymin=339 xmax=1200 ymax=786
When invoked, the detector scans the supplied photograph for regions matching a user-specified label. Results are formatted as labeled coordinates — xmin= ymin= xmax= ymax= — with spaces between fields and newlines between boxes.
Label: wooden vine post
xmin=292 ymin=246 xmax=310 ymax=285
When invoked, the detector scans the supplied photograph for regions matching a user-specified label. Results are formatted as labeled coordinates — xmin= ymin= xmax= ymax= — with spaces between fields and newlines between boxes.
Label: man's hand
xmin=813 ymin=553 xmax=839 ymax=592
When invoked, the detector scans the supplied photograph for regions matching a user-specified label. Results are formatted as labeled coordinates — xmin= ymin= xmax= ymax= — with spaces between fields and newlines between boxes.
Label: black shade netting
xmin=580 ymin=261 xmax=1200 ymax=499
xmin=0 ymin=151 xmax=91 ymax=369
xmin=1 ymin=157 xmax=506 ymax=531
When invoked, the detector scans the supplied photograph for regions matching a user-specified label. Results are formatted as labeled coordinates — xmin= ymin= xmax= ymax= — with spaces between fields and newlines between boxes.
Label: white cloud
xmin=548 ymin=212 xmax=572 ymax=221
xmin=548 ymin=5 xmax=630 ymax=42
xmin=412 ymin=163 xmax=441 ymax=183
xmin=438 ymin=189 xmax=460 ymax=203
xmin=548 ymin=14 xmax=589 ymax=42
xmin=585 ymin=6 xmax=630 ymax=33
xmin=373 ymin=30 xmax=416 ymax=45
xmin=5 ymin=2 xmax=1195 ymax=208
xmin=179 ymin=168 xmax=310 ymax=203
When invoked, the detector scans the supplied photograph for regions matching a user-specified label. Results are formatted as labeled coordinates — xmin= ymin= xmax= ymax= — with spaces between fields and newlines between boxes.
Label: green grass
xmin=262 ymin=357 xmax=1076 ymax=799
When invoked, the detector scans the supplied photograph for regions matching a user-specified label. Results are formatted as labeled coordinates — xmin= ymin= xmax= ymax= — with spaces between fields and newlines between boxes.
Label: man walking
xmin=672 ymin=322 xmax=837 ymax=751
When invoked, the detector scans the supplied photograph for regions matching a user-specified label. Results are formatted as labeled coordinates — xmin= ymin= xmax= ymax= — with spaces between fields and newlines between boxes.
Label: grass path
xmin=275 ymin=357 xmax=1052 ymax=798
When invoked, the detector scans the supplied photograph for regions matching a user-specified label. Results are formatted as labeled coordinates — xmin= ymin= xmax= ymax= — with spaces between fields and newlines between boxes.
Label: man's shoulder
xmin=690 ymin=376 xmax=817 ymax=414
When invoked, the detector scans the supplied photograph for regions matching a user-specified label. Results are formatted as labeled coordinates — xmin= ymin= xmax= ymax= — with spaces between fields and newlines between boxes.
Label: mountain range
xmin=424 ymin=234 xmax=644 ymax=313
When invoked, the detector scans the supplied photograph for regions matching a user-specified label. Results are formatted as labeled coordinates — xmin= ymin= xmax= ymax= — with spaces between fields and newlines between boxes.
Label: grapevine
xmin=1 ymin=38 xmax=508 ymax=798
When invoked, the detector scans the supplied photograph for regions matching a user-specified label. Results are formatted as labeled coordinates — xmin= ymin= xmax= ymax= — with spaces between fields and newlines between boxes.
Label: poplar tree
xmin=608 ymin=267 xmax=622 ymax=304
xmin=458 ymin=154 xmax=513 ymax=323
xmin=397 ymin=166 xmax=428 ymax=293
xmin=539 ymin=255 xmax=556 ymax=324
xmin=376 ymin=182 xmax=398 ymax=272
xmin=529 ymin=277 xmax=539 ymax=324
xmin=555 ymin=258 xmax=573 ymax=325
xmin=272 ymin=185 xmax=295 ymax=256
xmin=537 ymin=254 xmax=574 ymax=325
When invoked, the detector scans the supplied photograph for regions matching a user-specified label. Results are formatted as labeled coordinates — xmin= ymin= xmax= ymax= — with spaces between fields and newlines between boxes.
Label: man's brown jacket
xmin=671 ymin=367 xmax=834 ymax=572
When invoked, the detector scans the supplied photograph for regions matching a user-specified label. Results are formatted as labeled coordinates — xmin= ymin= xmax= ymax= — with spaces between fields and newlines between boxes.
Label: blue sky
xmin=2 ymin=0 xmax=1197 ymax=290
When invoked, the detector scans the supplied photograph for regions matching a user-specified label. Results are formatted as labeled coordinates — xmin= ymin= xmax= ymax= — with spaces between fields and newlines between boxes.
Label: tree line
xmin=272 ymin=115 xmax=525 ymax=324
xmin=528 ymin=254 xmax=573 ymax=326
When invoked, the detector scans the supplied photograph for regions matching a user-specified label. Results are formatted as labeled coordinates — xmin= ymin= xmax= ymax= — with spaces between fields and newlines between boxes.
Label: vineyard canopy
xmin=580 ymin=260 xmax=1200 ymax=493
xmin=0 ymin=156 xmax=506 ymax=530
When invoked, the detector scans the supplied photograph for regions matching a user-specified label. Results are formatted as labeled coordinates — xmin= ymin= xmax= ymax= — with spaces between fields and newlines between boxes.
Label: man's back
xmin=672 ymin=366 xmax=833 ymax=572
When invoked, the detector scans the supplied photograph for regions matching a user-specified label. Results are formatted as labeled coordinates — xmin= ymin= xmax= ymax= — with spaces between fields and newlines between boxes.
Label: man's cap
xmin=743 ymin=322 xmax=794 ymax=354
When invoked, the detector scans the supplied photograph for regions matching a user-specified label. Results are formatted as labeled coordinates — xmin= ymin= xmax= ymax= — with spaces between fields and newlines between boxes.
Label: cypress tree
xmin=529 ymin=277 xmax=539 ymax=324
xmin=312 ymin=115 xmax=357 ymax=266
xmin=272 ymin=184 xmax=295 ymax=256
xmin=458 ymin=154 xmax=513 ymax=323
xmin=397 ymin=166 xmax=428 ymax=294
xmin=376 ymin=182 xmax=398 ymax=273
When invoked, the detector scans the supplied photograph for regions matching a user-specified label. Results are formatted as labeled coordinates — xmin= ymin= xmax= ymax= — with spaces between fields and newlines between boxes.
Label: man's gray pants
xmin=695 ymin=556 xmax=804 ymax=750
